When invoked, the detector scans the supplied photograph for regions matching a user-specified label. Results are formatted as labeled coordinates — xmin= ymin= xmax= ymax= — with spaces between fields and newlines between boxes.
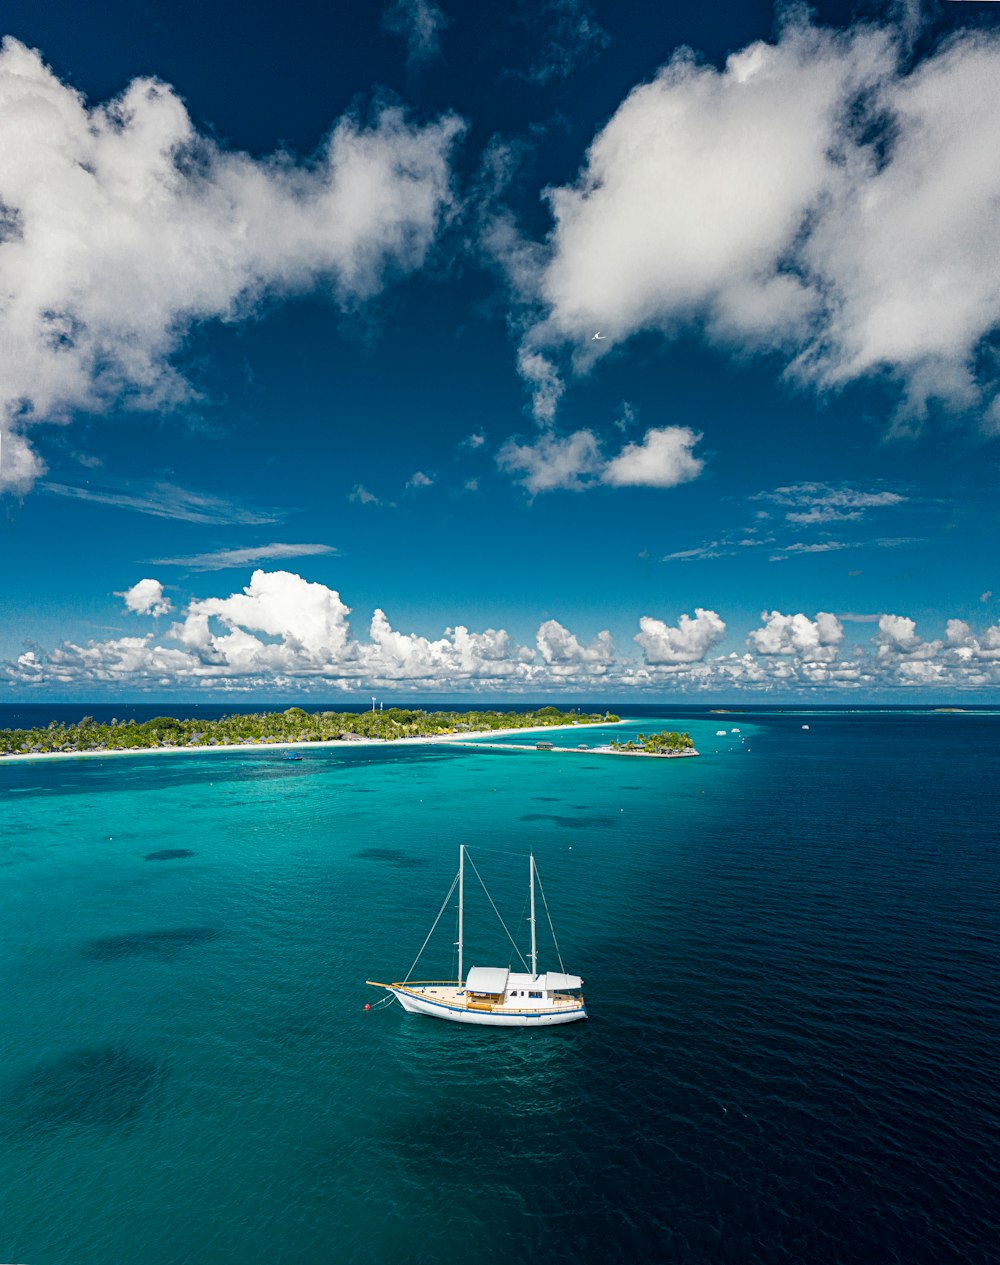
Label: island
xmin=0 ymin=705 xmax=621 ymax=759
xmin=598 ymin=730 xmax=698 ymax=758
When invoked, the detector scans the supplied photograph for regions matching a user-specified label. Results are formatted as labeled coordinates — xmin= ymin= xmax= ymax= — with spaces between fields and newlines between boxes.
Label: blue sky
xmin=1 ymin=0 xmax=999 ymax=700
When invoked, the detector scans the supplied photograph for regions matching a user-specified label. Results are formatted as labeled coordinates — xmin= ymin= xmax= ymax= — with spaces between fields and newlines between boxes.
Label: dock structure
xmin=439 ymin=741 xmax=699 ymax=759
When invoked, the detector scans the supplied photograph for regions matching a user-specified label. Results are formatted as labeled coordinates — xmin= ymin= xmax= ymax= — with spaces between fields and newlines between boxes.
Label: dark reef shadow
xmin=144 ymin=848 xmax=197 ymax=861
xmin=531 ymin=796 xmax=561 ymax=802
xmin=355 ymin=847 xmax=430 ymax=868
xmin=519 ymin=813 xmax=617 ymax=829
xmin=4 ymin=1045 xmax=166 ymax=1134
xmin=82 ymin=927 xmax=220 ymax=962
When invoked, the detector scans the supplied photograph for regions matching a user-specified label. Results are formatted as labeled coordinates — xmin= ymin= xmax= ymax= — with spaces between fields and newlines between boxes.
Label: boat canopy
xmin=465 ymin=966 xmax=509 ymax=994
xmin=541 ymin=972 xmax=583 ymax=991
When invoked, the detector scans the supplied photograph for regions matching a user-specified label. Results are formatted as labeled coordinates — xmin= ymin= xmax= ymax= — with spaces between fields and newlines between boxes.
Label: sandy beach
xmin=0 ymin=719 xmax=631 ymax=765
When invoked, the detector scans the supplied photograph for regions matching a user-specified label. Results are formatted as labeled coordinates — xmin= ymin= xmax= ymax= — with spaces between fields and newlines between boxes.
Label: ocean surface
xmin=1 ymin=707 xmax=998 ymax=1264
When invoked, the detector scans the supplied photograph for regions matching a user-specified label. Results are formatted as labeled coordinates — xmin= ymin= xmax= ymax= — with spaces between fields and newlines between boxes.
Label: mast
xmin=529 ymin=852 xmax=538 ymax=979
xmin=457 ymin=844 xmax=465 ymax=988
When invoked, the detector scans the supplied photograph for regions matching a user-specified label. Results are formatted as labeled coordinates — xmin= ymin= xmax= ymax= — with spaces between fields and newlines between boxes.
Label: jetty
xmin=442 ymin=741 xmax=699 ymax=759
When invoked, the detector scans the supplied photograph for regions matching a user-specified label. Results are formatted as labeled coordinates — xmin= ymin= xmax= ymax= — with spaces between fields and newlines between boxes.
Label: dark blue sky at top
xmin=1 ymin=0 xmax=998 ymax=697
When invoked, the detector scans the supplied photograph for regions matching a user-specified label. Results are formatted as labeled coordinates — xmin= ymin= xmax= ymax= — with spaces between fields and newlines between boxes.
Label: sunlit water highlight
xmin=2 ymin=709 xmax=998 ymax=1264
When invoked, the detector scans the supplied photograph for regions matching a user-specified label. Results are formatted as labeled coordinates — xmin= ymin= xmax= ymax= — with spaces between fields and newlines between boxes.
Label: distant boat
xmin=367 ymin=845 xmax=587 ymax=1027
xmin=801 ymin=725 xmax=810 ymax=731
xmin=715 ymin=729 xmax=728 ymax=736
xmin=282 ymin=752 xmax=303 ymax=762
xmin=730 ymin=727 xmax=741 ymax=734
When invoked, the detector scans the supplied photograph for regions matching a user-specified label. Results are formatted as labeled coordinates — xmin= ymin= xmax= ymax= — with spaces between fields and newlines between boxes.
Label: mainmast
xmin=457 ymin=844 xmax=465 ymax=987
xmin=529 ymin=852 xmax=538 ymax=979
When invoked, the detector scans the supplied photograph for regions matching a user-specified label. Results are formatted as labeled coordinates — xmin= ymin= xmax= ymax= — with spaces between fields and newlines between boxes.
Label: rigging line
xmin=402 ymin=871 xmax=459 ymax=983
xmin=534 ymin=868 xmax=566 ymax=974
xmin=465 ymin=851 xmax=530 ymax=972
xmin=454 ymin=843 xmax=533 ymax=859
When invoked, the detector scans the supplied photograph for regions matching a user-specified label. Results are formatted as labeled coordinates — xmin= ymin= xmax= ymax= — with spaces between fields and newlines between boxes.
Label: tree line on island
xmin=608 ymin=731 xmax=695 ymax=755
xmin=0 ymin=706 xmax=621 ymax=756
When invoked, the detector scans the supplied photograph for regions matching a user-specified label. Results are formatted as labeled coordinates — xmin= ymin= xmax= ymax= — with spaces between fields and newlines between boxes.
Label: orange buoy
xmin=364 ymin=1003 xmax=371 ymax=1010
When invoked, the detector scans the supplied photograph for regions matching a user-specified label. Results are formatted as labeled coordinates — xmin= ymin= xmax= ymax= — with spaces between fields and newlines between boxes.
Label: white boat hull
xmin=387 ymin=984 xmax=587 ymax=1027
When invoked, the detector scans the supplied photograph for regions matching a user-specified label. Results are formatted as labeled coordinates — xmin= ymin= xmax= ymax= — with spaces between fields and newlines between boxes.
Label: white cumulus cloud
xmin=635 ymin=608 xmax=726 ymax=664
xmin=510 ymin=16 xmax=1000 ymax=426
xmin=497 ymin=429 xmax=602 ymax=493
xmin=7 ymin=577 xmax=1000 ymax=694
xmin=117 ymin=578 xmax=172 ymax=617
xmin=498 ymin=425 xmax=705 ymax=494
xmin=602 ymin=426 xmax=703 ymax=488
xmin=174 ymin=570 xmax=352 ymax=668
xmin=0 ymin=37 xmax=464 ymax=491
xmin=748 ymin=610 xmax=845 ymax=663
xmin=536 ymin=619 xmax=614 ymax=672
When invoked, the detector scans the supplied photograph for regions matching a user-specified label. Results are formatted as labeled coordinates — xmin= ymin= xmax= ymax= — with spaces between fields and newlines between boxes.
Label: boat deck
xmin=397 ymin=982 xmax=584 ymax=1012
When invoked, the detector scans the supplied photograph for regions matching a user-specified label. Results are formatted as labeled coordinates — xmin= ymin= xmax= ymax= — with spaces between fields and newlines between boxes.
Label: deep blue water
xmin=1 ymin=709 xmax=998 ymax=1264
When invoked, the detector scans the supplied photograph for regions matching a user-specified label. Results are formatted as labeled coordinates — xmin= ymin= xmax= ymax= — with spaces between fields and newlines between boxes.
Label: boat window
xmin=529 ymin=991 xmax=542 ymax=999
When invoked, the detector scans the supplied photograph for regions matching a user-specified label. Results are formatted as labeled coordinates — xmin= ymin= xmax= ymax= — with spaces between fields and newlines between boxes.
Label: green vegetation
xmin=609 ymin=730 xmax=695 ymax=755
xmin=0 ymin=708 xmax=621 ymax=757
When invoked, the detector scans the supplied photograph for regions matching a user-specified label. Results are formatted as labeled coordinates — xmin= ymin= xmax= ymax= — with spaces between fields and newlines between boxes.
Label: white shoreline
xmin=0 ymin=719 xmax=632 ymax=765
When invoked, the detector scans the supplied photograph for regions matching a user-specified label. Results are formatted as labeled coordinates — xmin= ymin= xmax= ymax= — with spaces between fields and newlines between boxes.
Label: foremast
xmin=457 ymin=843 xmax=465 ymax=988
xmin=529 ymin=851 xmax=537 ymax=979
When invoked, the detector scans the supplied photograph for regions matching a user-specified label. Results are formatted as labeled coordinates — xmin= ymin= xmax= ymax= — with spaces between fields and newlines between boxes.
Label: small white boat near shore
xmin=367 ymin=845 xmax=586 ymax=1027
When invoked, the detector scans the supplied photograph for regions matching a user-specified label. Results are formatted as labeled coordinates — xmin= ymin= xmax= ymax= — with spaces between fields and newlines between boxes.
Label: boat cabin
xmin=464 ymin=966 xmax=583 ymax=1011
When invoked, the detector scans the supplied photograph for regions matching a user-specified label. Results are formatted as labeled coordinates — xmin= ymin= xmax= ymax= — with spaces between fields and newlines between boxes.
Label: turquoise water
xmin=2 ymin=710 xmax=998 ymax=1264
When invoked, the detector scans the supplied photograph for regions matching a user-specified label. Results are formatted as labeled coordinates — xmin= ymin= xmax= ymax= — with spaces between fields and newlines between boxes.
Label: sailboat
xmin=366 ymin=845 xmax=587 ymax=1027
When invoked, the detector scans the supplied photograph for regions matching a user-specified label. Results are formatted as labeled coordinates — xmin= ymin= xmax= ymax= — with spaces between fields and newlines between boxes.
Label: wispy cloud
xmin=769 ymin=537 xmax=917 ymax=562
xmin=41 ymin=480 xmax=281 ymax=525
xmin=663 ymin=541 xmax=726 ymax=562
xmin=663 ymin=536 xmax=772 ymax=562
xmin=150 ymin=543 xmax=338 ymax=571
xmin=382 ymin=0 xmax=448 ymax=71
xmin=517 ymin=0 xmax=609 ymax=86
xmin=754 ymin=482 xmax=907 ymax=523
xmin=349 ymin=484 xmax=385 ymax=507
xmin=772 ymin=540 xmax=855 ymax=557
